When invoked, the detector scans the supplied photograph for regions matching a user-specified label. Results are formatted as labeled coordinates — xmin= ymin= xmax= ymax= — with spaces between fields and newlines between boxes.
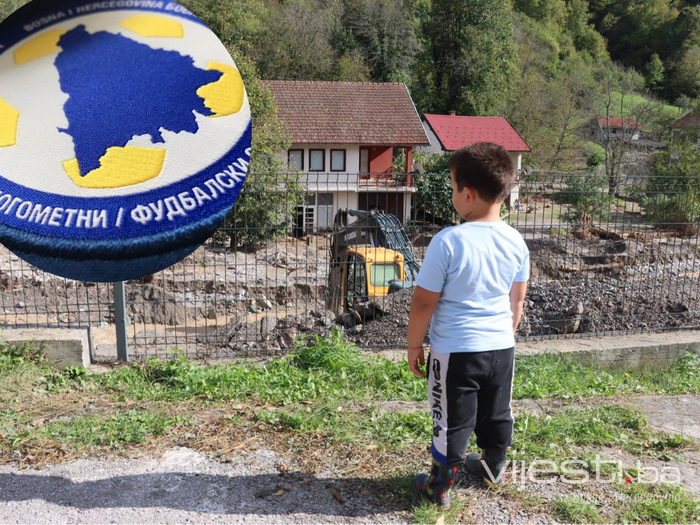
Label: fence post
xmin=113 ymin=281 xmax=129 ymax=362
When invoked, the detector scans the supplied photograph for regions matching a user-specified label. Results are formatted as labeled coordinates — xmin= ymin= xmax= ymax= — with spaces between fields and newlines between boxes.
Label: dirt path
xmin=0 ymin=447 xmax=557 ymax=524
xmin=2 ymin=393 xmax=699 ymax=524
xmin=0 ymin=448 xmax=406 ymax=524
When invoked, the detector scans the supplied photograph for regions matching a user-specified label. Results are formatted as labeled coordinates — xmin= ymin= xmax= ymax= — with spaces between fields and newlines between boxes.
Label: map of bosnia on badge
xmin=0 ymin=0 xmax=252 ymax=282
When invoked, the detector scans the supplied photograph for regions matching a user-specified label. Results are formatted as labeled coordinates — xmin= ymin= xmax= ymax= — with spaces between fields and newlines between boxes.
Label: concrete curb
xmin=374 ymin=331 xmax=700 ymax=370
xmin=516 ymin=331 xmax=700 ymax=370
xmin=0 ymin=327 xmax=92 ymax=370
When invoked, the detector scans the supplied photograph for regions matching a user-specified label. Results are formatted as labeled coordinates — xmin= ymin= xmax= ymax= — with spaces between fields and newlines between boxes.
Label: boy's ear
xmin=464 ymin=186 xmax=478 ymax=203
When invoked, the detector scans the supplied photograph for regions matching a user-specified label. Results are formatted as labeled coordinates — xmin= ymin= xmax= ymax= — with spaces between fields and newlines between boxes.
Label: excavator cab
xmin=329 ymin=208 xmax=419 ymax=314
xmin=342 ymin=248 xmax=406 ymax=310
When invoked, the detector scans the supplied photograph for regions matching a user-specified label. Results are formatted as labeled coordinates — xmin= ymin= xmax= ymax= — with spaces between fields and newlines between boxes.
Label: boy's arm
xmin=407 ymin=285 xmax=441 ymax=378
xmin=510 ymin=281 xmax=528 ymax=334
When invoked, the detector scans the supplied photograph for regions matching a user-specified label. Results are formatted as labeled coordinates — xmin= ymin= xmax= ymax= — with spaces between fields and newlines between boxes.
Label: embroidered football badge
xmin=0 ymin=1 xmax=251 ymax=282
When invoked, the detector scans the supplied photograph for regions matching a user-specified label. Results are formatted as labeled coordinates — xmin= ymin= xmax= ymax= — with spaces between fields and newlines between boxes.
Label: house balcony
xmin=300 ymin=172 xmax=417 ymax=193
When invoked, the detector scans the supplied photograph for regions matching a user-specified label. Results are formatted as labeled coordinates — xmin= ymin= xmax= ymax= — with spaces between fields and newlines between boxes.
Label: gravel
xmin=335 ymin=260 xmax=700 ymax=348
xmin=0 ymin=448 xmax=406 ymax=524
xmin=0 ymin=447 xmax=557 ymax=524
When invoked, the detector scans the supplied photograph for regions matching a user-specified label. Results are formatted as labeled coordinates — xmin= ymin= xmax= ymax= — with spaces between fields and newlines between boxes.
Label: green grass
xmin=412 ymin=499 xmax=469 ymax=524
xmin=93 ymin=330 xmax=427 ymax=405
xmin=620 ymin=482 xmax=700 ymax=524
xmin=257 ymin=397 xmax=694 ymax=465
xmin=1 ymin=334 xmax=699 ymax=524
xmin=513 ymin=405 xmax=694 ymax=462
xmin=5 ymin=333 xmax=699 ymax=410
xmin=552 ymin=496 xmax=604 ymax=524
xmin=0 ymin=341 xmax=40 ymax=374
xmin=259 ymin=403 xmax=431 ymax=449
xmin=514 ymin=351 xmax=700 ymax=399
xmin=549 ymin=226 xmax=570 ymax=238
xmin=604 ymin=92 xmax=685 ymax=134
xmin=584 ymin=140 xmax=606 ymax=158
xmin=507 ymin=205 xmax=562 ymax=225
xmin=38 ymin=410 xmax=189 ymax=448
xmin=3 ymin=335 xmax=700 ymax=407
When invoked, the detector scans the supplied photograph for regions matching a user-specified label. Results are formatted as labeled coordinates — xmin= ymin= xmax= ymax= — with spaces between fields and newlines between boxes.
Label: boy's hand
xmin=408 ymin=346 xmax=425 ymax=378
xmin=407 ymin=286 xmax=440 ymax=379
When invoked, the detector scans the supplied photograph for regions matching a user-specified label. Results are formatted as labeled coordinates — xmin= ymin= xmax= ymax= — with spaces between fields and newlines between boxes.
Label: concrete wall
xmin=367 ymin=146 xmax=394 ymax=174
xmin=509 ymin=152 xmax=522 ymax=173
xmin=416 ymin=122 xmax=443 ymax=153
xmin=1 ymin=328 xmax=91 ymax=370
xmin=288 ymin=144 xmax=361 ymax=174
xmin=517 ymin=332 xmax=700 ymax=371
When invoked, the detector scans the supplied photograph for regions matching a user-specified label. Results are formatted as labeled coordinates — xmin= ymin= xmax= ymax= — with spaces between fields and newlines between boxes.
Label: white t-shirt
xmin=416 ymin=221 xmax=529 ymax=352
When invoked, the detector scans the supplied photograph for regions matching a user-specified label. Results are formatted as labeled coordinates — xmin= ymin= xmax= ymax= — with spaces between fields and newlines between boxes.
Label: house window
xmin=360 ymin=148 xmax=370 ymax=174
xmin=317 ymin=193 xmax=333 ymax=206
xmin=331 ymin=149 xmax=346 ymax=171
xmin=288 ymin=149 xmax=304 ymax=171
xmin=309 ymin=149 xmax=325 ymax=171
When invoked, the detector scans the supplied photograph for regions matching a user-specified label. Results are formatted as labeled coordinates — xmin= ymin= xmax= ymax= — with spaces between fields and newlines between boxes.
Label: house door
xmin=360 ymin=148 xmax=370 ymax=175
xmin=298 ymin=193 xmax=334 ymax=233
xmin=316 ymin=193 xmax=334 ymax=229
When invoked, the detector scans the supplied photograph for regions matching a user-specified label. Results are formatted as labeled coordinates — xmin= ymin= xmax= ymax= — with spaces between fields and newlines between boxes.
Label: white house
xmin=418 ymin=113 xmax=531 ymax=207
xmin=263 ymin=81 xmax=430 ymax=232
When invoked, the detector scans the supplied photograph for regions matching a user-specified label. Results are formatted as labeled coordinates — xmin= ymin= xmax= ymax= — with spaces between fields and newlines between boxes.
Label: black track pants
xmin=427 ymin=347 xmax=515 ymax=467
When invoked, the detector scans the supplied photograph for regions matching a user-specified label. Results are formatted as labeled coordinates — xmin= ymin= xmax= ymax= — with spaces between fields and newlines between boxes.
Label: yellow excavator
xmin=328 ymin=209 xmax=420 ymax=314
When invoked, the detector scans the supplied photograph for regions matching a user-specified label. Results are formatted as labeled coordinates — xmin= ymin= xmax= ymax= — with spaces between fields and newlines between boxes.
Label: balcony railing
xmin=300 ymin=172 xmax=416 ymax=191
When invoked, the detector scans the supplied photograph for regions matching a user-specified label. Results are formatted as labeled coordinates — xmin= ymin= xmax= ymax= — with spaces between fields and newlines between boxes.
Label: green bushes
xmin=644 ymin=137 xmax=700 ymax=235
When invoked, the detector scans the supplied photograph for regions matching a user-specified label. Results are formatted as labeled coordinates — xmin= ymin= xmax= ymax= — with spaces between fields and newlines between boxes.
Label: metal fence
xmin=1 ymin=171 xmax=699 ymax=360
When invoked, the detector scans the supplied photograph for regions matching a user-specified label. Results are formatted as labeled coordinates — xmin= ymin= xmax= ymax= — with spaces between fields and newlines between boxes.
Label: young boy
xmin=408 ymin=142 xmax=529 ymax=508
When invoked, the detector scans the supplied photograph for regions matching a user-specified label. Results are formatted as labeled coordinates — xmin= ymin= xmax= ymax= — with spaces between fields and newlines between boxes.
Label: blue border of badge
xmin=0 ymin=1 xmax=249 ymax=240
xmin=0 ymin=1 xmax=252 ymax=281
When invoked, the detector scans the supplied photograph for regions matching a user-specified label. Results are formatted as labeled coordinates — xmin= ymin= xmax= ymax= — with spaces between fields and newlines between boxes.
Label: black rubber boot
xmin=412 ymin=459 xmax=459 ymax=509
xmin=465 ymin=447 xmax=509 ymax=486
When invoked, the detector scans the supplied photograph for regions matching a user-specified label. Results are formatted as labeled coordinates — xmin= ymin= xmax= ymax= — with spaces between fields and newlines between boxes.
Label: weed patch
xmin=514 ymin=352 xmax=700 ymax=399
xmin=513 ymin=405 xmax=694 ymax=462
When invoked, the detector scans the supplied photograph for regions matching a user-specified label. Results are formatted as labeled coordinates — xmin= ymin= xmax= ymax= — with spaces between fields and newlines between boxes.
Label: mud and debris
xmin=2 ymin=225 xmax=700 ymax=358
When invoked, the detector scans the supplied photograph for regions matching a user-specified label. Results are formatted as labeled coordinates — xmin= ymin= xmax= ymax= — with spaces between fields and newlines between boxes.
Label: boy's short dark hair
xmin=448 ymin=142 xmax=516 ymax=203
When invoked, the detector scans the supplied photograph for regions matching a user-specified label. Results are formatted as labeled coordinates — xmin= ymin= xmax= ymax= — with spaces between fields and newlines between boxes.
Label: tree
xmin=333 ymin=49 xmax=372 ymax=82
xmin=502 ymin=16 xmax=593 ymax=170
xmin=411 ymin=152 xmax=457 ymax=225
xmin=588 ymin=0 xmax=678 ymax=74
xmin=182 ymin=0 xmax=305 ymax=249
xmin=589 ymin=62 xmax=664 ymax=192
xmin=644 ymin=53 xmax=665 ymax=92
xmin=427 ymin=0 xmax=518 ymax=116
xmin=544 ymin=66 xmax=593 ymax=169
xmin=565 ymin=0 xmax=608 ymax=61
xmin=251 ymin=0 xmax=339 ymax=81
xmin=670 ymin=6 xmax=700 ymax=54
xmin=513 ymin=0 xmax=565 ymax=23
xmin=342 ymin=0 xmax=419 ymax=83
xmin=178 ymin=0 xmax=267 ymax=55
xmin=645 ymin=135 xmax=700 ymax=235
xmin=668 ymin=46 xmax=700 ymax=100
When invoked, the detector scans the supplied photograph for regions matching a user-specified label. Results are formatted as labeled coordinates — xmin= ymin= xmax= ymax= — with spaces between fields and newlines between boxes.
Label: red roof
xmin=262 ymin=81 xmax=429 ymax=145
xmin=423 ymin=115 xmax=530 ymax=152
xmin=597 ymin=117 xmax=641 ymax=130
xmin=671 ymin=111 xmax=700 ymax=129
